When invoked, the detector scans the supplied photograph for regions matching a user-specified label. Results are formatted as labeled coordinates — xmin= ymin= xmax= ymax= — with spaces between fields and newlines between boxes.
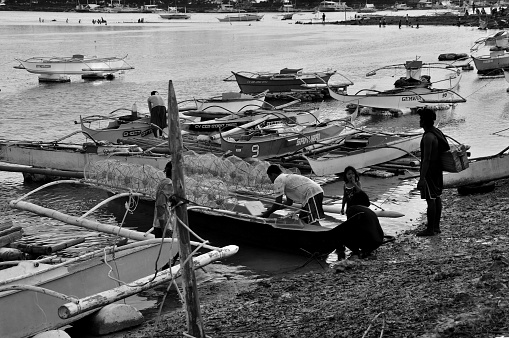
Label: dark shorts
xmin=299 ymin=193 xmax=325 ymax=224
xmin=150 ymin=106 xmax=167 ymax=129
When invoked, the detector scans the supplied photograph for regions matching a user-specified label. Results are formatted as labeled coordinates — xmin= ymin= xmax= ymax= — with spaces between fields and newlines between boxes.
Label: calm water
xmin=0 ymin=10 xmax=508 ymax=315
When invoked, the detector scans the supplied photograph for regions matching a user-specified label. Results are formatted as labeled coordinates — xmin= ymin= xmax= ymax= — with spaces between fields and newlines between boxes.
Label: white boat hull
xmin=80 ymin=115 xmax=154 ymax=143
xmin=0 ymin=242 xmax=178 ymax=338
xmin=443 ymin=147 xmax=509 ymax=188
xmin=0 ymin=141 xmax=169 ymax=173
xmin=329 ymin=87 xmax=465 ymax=110
xmin=304 ymin=131 xmax=422 ymax=176
xmin=15 ymin=56 xmax=134 ymax=75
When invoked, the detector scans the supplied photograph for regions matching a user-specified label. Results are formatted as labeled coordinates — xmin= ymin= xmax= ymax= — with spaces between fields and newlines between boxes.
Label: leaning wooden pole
xmin=167 ymin=80 xmax=206 ymax=337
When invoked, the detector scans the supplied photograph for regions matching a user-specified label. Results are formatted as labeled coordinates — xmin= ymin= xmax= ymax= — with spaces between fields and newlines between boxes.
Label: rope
xmin=361 ymin=312 xmax=386 ymax=338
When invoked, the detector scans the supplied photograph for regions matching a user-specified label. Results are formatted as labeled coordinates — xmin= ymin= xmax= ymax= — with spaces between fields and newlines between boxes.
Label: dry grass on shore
xmin=120 ymin=179 xmax=509 ymax=338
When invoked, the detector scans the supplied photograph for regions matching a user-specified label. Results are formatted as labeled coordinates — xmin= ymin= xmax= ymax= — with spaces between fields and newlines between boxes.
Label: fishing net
xmin=84 ymin=154 xmax=298 ymax=210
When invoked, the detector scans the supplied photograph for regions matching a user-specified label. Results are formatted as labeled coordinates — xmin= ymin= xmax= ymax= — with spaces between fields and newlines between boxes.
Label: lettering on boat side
xmin=193 ymin=123 xmax=237 ymax=129
xmin=246 ymin=80 xmax=268 ymax=84
xmin=123 ymin=130 xmax=142 ymax=137
xmin=36 ymin=65 xmax=51 ymax=68
xmin=141 ymin=129 xmax=152 ymax=137
xmin=401 ymin=95 xmax=422 ymax=102
xmin=296 ymin=133 xmax=320 ymax=146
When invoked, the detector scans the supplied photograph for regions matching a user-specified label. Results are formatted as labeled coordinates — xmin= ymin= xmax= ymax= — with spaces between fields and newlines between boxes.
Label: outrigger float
xmin=14 ymin=54 xmax=134 ymax=82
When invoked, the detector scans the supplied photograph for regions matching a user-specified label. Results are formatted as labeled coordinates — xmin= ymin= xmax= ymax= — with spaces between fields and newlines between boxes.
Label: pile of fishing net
xmin=84 ymin=154 xmax=298 ymax=210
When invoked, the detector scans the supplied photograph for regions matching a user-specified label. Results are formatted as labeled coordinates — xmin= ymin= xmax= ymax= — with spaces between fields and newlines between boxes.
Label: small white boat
xmin=79 ymin=108 xmax=154 ymax=143
xmin=14 ymin=54 xmax=134 ymax=82
xmin=0 ymin=240 xmax=179 ymax=338
xmin=444 ymin=145 xmax=509 ymax=188
xmin=217 ymin=13 xmax=264 ymax=22
xmin=329 ymin=60 xmax=466 ymax=110
xmin=317 ymin=0 xmax=354 ymax=11
xmin=159 ymin=6 xmax=190 ymax=19
xmin=182 ymin=91 xmax=267 ymax=116
xmin=470 ymin=31 xmax=509 ymax=75
xmin=303 ymin=129 xmax=422 ymax=176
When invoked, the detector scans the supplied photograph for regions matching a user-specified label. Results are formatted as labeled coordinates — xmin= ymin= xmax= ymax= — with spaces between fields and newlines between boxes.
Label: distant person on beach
xmin=399 ymin=18 xmax=402 ymax=28
xmin=153 ymin=161 xmax=175 ymax=238
xmin=322 ymin=13 xmax=326 ymax=23
xmin=335 ymin=190 xmax=384 ymax=260
xmin=147 ymin=90 xmax=167 ymax=138
xmin=261 ymin=164 xmax=325 ymax=225
xmin=405 ymin=14 xmax=409 ymax=25
xmin=416 ymin=108 xmax=450 ymax=237
xmin=340 ymin=166 xmax=364 ymax=215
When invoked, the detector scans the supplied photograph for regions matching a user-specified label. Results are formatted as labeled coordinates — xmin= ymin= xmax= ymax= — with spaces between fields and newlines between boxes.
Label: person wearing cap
xmin=261 ymin=164 xmax=325 ymax=225
xmin=416 ymin=108 xmax=450 ymax=236
xmin=147 ymin=91 xmax=167 ymax=138
xmin=153 ymin=161 xmax=174 ymax=238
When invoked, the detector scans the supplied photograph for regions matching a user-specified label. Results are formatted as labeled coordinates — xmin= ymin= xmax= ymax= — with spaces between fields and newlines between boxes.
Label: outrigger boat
xmin=470 ymin=31 xmax=509 ymax=76
xmin=443 ymin=145 xmax=509 ymax=188
xmin=328 ymin=60 xmax=466 ymax=110
xmin=13 ymin=54 xmax=134 ymax=82
xmin=217 ymin=13 xmax=264 ymax=22
xmin=180 ymin=91 xmax=268 ymax=118
xmin=230 ymin=68 xmax=348 ymax=94
xmin=159 ymin=7 xmax=191 ymax=19
xmin=219 ymin=121 xmax=345 ymax=160
xmin=302 ymin=129 xmax=422 ymax=176
xmin=79 ymin=108 xmax=154 ymax=143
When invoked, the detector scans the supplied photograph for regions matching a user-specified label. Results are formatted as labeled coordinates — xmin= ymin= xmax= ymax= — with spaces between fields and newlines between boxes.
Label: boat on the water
xmin=470 ymin=30 xmax=509 ymax=76
xmin=13 ymin=55 xmax=134 ymax=82
xmin=317 ymin=0 xmax=354 ymax=11
xmin=181 ymin=91 xmax=267 ymax=117
xmin=0 ymin=239 xmax=179 ymax=338
xmin=79 ymin=108 xmax=154 ymax=143
xmin=443 ymin=145 xmax=509 ymax=188
xmin=217 ymin=13 xmax=264 ymax=22
xmin=219 ymin=122 xmax=345 ymax=160
xmin=329 ymin=60 xmax=466 ymax=110
xmin=302 ymin=129 xmax=422 ymax=176
xmin=231 ymin=68 xmax=347 ymax=94
xmin=159 ymin=6 xmax=190 ymax=19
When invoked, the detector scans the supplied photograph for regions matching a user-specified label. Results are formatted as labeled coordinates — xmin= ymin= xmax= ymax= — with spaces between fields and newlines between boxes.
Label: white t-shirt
xmin=273 ymin=174 xmax=323 ymax=205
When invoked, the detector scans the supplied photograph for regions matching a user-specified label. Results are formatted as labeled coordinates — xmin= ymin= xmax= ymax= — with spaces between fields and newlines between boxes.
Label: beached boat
xmin=217 ymin=13 xmax=264 ymax=22
xmin=13 ymin=55 xmax=134 ymax=82
xmin=317 ymin=0 xmax=354 ymax=11
xmin=303 ymin=129 xmax=422 ymax=176
xmin=231 ymin=68 xmax=345 ymax=94
xmin=182 ymin=108 xmax=320 ymax=133
xmin=79 ymin=108 xmax=154 ymax=143
xmin=0 ymin=139 xmax=170 ymax=177
xmin=443 ymin=145 xmax=509 ymax=188
xmin=470 ymin=31 xmax=509 ymax=75
xmin=159 ymin=6 xmax=190 ymax=19
xmin=357 ymin=3 xmax=377 ymax=12
xmin=0 ymin=239 xmax=179 ymax=338
xmin=329 ymin=60 xmax=465 ymax=110
xmin=219 ymin=122 xmax=345 ymax=160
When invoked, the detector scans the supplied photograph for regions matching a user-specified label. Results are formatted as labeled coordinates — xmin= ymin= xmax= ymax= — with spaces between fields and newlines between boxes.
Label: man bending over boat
xmin=261 ymin=164 xmax=325 ymax=225
xmin=154 ymin=161 xmax=175 ymax=238
xmin=147 ymin=90 xmax=167 ymax=138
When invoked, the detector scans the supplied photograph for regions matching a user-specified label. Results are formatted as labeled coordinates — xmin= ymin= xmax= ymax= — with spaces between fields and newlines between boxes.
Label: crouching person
xmin=336 ymin=191 xmax=384 ymax=259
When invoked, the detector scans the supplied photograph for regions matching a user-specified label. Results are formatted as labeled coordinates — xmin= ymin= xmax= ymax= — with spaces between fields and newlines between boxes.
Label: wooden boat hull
xmin=80 ymin=115 xmax=153 ymax=143
xmin=304 ymin=131 xmax=422 ymax=176
xmin=329 ymin=87 xmax=465 ymax=110
xmin=472 ymin=53 xmax=509 ymax=75
xmin=183 ymin=110 xmax=319 ymax=132
xmin=443 ymin=147 xmax=509 ymax=188
xmin=232 ymin=71 xmax=335 ymax=94
xmin=14 ymin=56 xmax=134 ymax=75
xmin=0 ymin=242 xmax=178 ymax=338
xmin=160 ymin=13 xmax=190 ymax=19
xmin=220 ymin=124 xmax=344 ymax=160
xmin=187 ymin=206 xmax=356 ymax=255
xmin=0 ymin=141 xmax=169 ymax=173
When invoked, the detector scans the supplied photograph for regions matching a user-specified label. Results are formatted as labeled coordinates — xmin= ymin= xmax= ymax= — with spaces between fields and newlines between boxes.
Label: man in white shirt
xmin=261 ymin=164 xmax=325 ymax=225
xmin=147 ymin=90 xmax=167 ymax=138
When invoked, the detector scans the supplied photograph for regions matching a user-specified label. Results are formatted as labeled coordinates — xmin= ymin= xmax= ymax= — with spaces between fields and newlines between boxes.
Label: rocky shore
xmin=110 ymin=178 xmax=509 ymax=338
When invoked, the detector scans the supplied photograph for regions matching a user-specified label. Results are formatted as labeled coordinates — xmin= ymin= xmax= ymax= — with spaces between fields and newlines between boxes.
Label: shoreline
xmin=97 ymin=178 xmax=509 ymax=338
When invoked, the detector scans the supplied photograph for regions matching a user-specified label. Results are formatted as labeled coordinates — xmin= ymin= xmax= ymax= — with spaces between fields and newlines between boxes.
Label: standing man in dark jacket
xmin=147 ymin=90 xmax=167 ymax=138
xmin=416 ymin=108 xmax=450 ymax=236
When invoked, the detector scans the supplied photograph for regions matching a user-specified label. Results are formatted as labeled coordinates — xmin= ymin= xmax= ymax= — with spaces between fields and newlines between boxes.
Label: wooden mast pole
xmin=167 ymin=80 xmax=206 ymax=337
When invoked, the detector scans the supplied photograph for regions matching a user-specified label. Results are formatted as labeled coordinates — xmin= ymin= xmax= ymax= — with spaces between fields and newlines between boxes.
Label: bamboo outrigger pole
xmin=167 ymin=80 xmax=206 ymax=337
